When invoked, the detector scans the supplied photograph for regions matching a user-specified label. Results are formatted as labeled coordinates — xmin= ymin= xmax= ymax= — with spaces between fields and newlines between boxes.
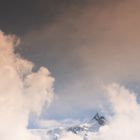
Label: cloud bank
xmin=0 ymin=31 xmax=54 ymax=140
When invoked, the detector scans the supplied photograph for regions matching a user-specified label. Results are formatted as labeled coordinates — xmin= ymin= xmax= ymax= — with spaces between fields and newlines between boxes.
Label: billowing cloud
xmin=92 ymin=84 xmax=140 ymax=140
xmin=0 ymin=31 xmax=54 ymax=140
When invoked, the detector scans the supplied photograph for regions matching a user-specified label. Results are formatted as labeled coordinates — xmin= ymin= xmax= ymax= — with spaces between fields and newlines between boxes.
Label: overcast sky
xmin=1 ymin=0 xmax=140 ymax=121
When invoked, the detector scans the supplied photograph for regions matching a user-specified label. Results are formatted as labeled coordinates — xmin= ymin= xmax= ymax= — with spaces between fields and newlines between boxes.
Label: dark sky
xmin=0 ymin=0 xmax=117 ymax=35
xmin=0 ymin=0 xmax=88 ymax=35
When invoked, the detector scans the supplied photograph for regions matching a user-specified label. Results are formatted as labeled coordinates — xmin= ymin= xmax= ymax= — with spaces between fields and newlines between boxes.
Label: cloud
xmin=49 ymin=83 xmax=140 ymax=140
xmin=59 ymin=132 xmax=83 ymax=140
xmin=0 ymin=31 xmax=54 ymax=140
xmin=94 ymin=83 xmax=140 ymax=140
xmin=37 ymin=119 xmax=63 ymax=129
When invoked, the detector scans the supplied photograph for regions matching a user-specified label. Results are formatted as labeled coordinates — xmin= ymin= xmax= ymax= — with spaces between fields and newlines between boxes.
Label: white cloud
xmin=87 ymin=83 xmax=140 ymax=140
xmin=59 ymin=132 xmax=83 ymax=140
xmin=0 ymin=31 xmax=54 ymax=140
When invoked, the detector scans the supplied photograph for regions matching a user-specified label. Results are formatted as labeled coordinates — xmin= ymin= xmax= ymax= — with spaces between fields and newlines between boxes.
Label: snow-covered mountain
xmin=31 ymin=113 xmax=106 ymax=140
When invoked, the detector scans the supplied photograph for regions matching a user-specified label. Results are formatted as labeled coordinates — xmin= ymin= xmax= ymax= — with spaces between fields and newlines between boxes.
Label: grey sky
xmin=1 ymin=0 xmax=140 ymax=120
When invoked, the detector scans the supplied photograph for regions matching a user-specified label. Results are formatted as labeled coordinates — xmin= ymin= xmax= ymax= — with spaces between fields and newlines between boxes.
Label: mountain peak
xmin=31 ymin=113 xmax=107 ymax=140
xmin=92 ymin=113 xmax=106 ymax=126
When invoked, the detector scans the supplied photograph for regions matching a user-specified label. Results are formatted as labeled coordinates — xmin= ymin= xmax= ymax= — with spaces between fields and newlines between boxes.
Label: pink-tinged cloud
xmin=0 ymin=31 xmax=54 ymax=140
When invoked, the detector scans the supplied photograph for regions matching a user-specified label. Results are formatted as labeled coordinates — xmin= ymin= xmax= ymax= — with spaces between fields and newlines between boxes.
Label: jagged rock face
xmin=67 ymin=126 xmax=86 ymax=134
xmin=67 ymin=113 xmax=106 ymax=134
xmin=93 ymin=113 xmax=106 ymax=126
xmin=31 ymin=113 xmax=106 ymax=140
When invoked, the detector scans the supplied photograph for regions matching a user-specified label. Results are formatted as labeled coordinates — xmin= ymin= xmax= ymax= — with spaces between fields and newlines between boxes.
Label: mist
xmin=18 ymin=0 xmax=140 ymax=119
